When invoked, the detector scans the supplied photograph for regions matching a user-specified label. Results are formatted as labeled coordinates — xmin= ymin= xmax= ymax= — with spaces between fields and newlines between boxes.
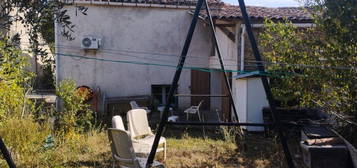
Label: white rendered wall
xmin=210 ymin=71 xmax=222 ymax=112
xmin=56 ymin=5 xmax=212 ymax=109
xmin=247 ymin=78 xmax=268 ymax=131
xmin=235 ymin=79 xmax=248 ymax=125
xmin=209 ymin=27 xmax=237 ymax=70
xmin=234 ymin=77 xmax=268 ymax=131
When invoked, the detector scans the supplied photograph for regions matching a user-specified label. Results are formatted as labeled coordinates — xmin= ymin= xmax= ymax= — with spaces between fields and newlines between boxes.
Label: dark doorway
xmin=191 ymin=70 xmax=210 ymax=110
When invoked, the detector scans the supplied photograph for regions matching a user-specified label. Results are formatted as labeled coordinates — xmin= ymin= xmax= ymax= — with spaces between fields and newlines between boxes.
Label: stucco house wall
xmin=56 ymin=4 xmax=215 ymax=109
xmin=55 ymin=1 xmax=314 ymax=127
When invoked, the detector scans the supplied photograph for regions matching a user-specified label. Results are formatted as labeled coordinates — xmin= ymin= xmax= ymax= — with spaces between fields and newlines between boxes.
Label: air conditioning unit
xmin=81 ymin=36 xmax=101 ymax=50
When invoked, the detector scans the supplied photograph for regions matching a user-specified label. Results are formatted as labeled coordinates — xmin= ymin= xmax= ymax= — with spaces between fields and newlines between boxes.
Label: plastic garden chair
xmin=127 ymin=109 xmax=166 ymax=160
xmin=184 ymin=100 xmax=204 ymax=121
xmin=108 ymin=128 xmax=164 ymax=168
xmin=130 ymin=101 xmax=151 ymax=114
xmin=112 ymin=115 xmax=125 ymax=130
xmin=111 ymin=115 xmax=158 ymax=160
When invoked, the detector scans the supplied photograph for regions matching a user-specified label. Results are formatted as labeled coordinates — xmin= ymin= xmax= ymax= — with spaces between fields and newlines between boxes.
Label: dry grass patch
xmin=160 ymin=136 xmax=237 ymax=168
xmin=156 ymin=128 xmax=290 ymax=168
xmin=0 ymin=123 xmax=295 ymax=168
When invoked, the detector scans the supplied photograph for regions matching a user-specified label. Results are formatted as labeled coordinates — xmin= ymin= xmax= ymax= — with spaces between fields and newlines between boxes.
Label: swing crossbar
xmin=175 ymin=94 xmax=229 ymax=97
xmin=166 ymin=121 xmax=270 ymax=127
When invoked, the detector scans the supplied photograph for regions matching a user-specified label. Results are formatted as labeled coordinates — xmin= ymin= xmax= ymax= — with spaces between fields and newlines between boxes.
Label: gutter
xmin=240 ymin=25 xmax=245 ymax=72
xmin=241 ymin=23 xmax=315 ymax=28
xmin=54 ymin=18 xmax=60 ymax=111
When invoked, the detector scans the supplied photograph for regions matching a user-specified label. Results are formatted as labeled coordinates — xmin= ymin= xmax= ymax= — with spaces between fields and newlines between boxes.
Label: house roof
xmin=201 ymin=3 xmax=313 ymax=22
xmin=72 ymin=0 xmax=313 ymax=22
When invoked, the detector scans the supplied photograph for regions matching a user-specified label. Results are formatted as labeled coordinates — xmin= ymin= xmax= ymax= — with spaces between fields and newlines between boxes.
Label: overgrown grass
xmin=159 ymin=128 xmax=289 ymax=168
xmin=1 ymin=122 xmax=297 ymax=168
xmin=0 ymin=117 xmax=111 ymax=168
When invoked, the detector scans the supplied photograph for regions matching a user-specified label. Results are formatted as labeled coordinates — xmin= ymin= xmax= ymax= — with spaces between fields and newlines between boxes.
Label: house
xmin=201 ymin=3 xmax=314 ymax=130
xmin=55 ymin=0 xmax=313 ymax=127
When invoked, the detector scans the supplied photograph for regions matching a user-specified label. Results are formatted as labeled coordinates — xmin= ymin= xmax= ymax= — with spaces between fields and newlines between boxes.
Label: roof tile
xmin=203 ymin=3 xmax=313 ymax=22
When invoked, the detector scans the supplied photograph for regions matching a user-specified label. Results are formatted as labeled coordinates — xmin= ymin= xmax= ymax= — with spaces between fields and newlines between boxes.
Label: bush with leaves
xmin=0 ymin=117 xmax=109 ymax=168
xmin=55 ymin=80 xmax=93 ymax=137
xmin=0 ymin=38 xmax=34 ymax=120
xmin=259 ymin=0 xmax=357 ymax=144
xmin=0 ymin=117 xmax=52 ymax=167
xmin=1 ymin=0 xmax=87 ymax=89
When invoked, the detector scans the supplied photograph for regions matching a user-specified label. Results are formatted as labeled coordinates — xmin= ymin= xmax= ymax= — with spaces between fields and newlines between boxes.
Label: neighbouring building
xmin=55 ymin=0 xmax=313 ymax=130
xmin=1 ymin=6 xmax=54 ymax=88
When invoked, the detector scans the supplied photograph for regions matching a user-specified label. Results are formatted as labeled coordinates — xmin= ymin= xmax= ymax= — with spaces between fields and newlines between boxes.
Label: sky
xmin=222 ymin=0 xmax=303 ymax=7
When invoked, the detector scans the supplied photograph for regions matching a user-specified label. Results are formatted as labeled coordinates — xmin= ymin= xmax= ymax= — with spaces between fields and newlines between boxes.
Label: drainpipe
xmin=240 ymin=26 xmax=246 ymax=72
xmin=54 ymin=18 xmax=60 ymax=111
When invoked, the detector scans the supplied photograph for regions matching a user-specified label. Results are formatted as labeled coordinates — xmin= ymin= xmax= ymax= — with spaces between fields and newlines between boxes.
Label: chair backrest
xmin=197 ymin=100 xmax=204 ymax=109
xmin=112 ymin=115 xmax=125 ymax=130
xmin=130 ymin=101 xmax=140 ymax=109
xmin=108 ymin=128 xmax=140 ymax=168
xmin=127 ymin=109 xmax=153 ymax=138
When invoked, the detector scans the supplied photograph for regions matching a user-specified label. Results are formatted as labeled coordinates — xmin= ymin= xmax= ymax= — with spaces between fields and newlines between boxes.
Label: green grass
xmin=157 ymin=128 xmax=288 ymax=168
xmin=1 ymin=122 xmax=294 ymax=168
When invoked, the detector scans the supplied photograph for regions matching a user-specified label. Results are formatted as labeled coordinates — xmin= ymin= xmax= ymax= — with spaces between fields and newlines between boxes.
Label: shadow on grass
xmin=161 ymin=125 xmax=303 ymax=168
xmin=63 ymin=151 xmax=112 ymax=168
xmin=163 ymin=125 xmax=224 ymax=140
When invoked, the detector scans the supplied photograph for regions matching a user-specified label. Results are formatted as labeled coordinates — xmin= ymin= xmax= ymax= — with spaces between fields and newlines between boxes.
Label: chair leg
xmin=197 ymin=111 xmax=202 ymax=122
xmin=163 ymin=141 xmax=167 ymax=161
xmin=112 ymin=160 xmax=116 ymax=168
xmin=197 ymin=111 xmax=206 ymax=136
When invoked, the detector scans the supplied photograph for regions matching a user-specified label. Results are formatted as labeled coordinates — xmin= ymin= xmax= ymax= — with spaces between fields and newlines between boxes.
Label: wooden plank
xmin=217 ymin=26 xmax=235 ymax=42
xmin=215 ymin=24 xmax=236 ymax=27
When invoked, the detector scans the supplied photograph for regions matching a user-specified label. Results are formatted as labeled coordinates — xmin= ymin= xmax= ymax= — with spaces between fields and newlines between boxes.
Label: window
xmin=151 ymin=85 xmax=177 ymax=107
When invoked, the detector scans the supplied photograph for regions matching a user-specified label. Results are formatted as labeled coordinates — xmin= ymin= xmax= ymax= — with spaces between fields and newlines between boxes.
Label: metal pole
xmin=237 ymin=0 xmax=295 ymax=167
xmin=145 ymin=0 xmax=204 ymax=167
xmin=166 ymin=121 xmax=270 ymax=126
xmin=203 ymin=0 xmax=241 ymax=124
xmin=0 ymin=137 xmax=16 ymax=168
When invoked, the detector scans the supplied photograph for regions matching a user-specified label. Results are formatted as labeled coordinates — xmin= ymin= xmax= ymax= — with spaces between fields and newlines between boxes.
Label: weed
xmin=55 ymin=80 xmax=93 ymax=136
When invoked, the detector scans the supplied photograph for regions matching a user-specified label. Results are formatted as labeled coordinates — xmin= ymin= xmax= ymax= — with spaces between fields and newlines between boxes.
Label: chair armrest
xmin=113 ymin=154 xmax=134 ymax=164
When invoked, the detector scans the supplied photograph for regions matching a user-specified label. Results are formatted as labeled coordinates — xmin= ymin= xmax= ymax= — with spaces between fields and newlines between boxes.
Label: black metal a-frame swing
xmin=0 ymin=0 xmax=295 ymax=167
xmin=145 ymin=0 xmax=295 ymax=167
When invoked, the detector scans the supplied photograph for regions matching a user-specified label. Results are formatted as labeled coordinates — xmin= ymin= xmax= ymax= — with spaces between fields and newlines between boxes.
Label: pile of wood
xmin=300 ymin=125 xmax=354 ymax=168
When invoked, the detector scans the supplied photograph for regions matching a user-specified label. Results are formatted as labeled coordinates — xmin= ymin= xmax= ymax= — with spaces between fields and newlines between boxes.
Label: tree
xmin=0 ymin=0 xmax=87 ymax=88
xmin=0 ymin=37 xmax=33 ymax=120
xmin=260 ymin=0 xmax=357 ymax=126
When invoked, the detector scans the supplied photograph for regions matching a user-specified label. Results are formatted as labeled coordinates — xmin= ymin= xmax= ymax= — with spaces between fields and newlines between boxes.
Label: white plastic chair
xmin=112 ymin=115 xmax=155 ymax=159
xmin=130 ymin=101 xmax=151 ymax=114
xmin=184 ymin=100 xmax=204 ymax=121
xmin=127 ymin=109 xmax=166 ymax=160
xmin=112 ymin=115 xmax=126 ymax=130
xmin=108 ymin=128 xmax=164 ymax=168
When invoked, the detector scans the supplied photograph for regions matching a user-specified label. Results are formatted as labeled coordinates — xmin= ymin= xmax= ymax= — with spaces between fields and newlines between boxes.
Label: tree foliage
xmin=55 ymin=80 xmax=93 ymax=137
xmin=0 ymin=38 xmax=34 ymax=120
xmin=260 ymin=0 xmax=357 ymax=123
xmin=0 ymin=0 xmax=87 ymax=88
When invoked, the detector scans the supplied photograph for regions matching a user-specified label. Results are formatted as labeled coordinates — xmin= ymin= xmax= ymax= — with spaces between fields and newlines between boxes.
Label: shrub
xmin=55 ymin=80 xmax=93 ymax=137
xmin=0 ymin=39 xmax=34 ymax=121
xmin=0 ymin=117 xmax=52 ymax=167
xmin=0 ymin=117 xmax=109 ymax=167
